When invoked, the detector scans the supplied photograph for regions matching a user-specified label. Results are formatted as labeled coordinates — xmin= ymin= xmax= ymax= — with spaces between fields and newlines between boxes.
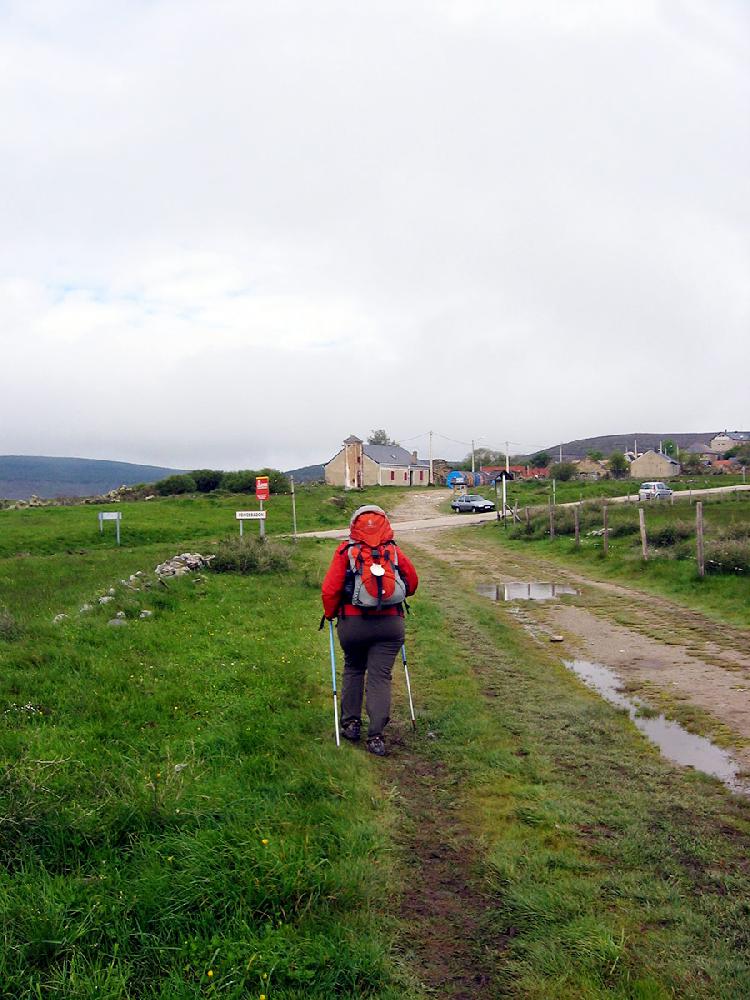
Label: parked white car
xmin=638 ymin=481 xmax=673 ymax=501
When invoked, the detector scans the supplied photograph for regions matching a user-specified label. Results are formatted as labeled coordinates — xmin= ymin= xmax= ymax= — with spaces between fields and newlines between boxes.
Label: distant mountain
xmin=285 ymin=463 xmax=325 ymax=483
xmin=539 ymin=433 xmax=718 ymax=460
xmin=0 ymin=455 xmax=185 ymax=500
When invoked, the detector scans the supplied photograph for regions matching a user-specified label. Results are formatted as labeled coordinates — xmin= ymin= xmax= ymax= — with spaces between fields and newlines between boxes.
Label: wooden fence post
xmin=696 ymin=501 xmax=705 ymax=578
xmin=603 ymin=504 xmax=609 ymax=556
xmin=549 ymin=504 xmax=555 ymax=539
xmin=525 ymin=506 xmax=531 ymax=532
xmin=639 ymin=508 xmax=649 ymax=561
xmin=574 ymin=505 xmax=580 ymax=547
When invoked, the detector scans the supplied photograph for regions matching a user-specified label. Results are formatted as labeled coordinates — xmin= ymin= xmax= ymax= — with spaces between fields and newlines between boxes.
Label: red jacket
xmin=321 ymin=541 xmax=418 ymax=619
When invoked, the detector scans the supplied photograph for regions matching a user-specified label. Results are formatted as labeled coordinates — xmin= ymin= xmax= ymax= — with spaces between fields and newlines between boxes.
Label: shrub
xmin=210 ymin=537 xmax=293 ymax=575
xmin=220 ymin=470 xmax=257 ymax=493
xmin=190 ymin=469 xmax=224 ymax=492
xmin=0 ymin=608 xmax=21 ymax=641
xmin=649 ymin=522 xmax=693 ymax=547
xmin=705 ymin=541 xmax=750 ymax=576
xmin=549 ymin=462 xmax=576 ymax=482
xmin=154 ymin=474 xmax=196 ymax=496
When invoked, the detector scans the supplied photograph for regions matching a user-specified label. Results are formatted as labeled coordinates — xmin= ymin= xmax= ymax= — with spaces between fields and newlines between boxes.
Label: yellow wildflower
xmin=261 ymin=838 xmax=269 ymax=846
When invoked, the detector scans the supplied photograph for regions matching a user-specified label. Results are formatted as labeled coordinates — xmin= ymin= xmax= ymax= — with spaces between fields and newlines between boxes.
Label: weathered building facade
xmin=324 ymin=436 xmax=431 ymax=488
xmin=629 ymin=450 xmax=681 ymax=479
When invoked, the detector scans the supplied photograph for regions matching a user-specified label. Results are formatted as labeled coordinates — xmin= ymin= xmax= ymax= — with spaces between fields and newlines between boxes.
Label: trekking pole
xmin=328 ymin=621 xmax=341 ymax=747
xmin=401 ymin=644 xmax=416 ymax=731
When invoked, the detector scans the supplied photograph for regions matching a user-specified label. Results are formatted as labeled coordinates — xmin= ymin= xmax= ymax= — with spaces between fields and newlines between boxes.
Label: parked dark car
xmin=450 ymin=494 xmax=496 ymax=513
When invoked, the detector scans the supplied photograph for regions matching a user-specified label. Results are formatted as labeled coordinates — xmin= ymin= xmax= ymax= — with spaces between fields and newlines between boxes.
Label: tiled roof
xmin=363 ymin=444 xmax=417 ymax=467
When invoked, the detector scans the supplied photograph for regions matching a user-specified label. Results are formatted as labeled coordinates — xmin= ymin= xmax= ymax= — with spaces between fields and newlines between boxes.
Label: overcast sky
xmin=1 ymin=0 xmax=748 ymax=470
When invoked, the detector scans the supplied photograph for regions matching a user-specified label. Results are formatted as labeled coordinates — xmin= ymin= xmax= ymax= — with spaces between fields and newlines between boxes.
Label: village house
xmin=710 ymin=431 xmax=750 ymax=454
xmin=324 ymin=435 xmax=431 ymax=489
xmin=629 ymin=450 xmax=681 ymax=480
xmin=571 ymin=457 xmax=608 ymax=480
xmin=685 ymin=442 xmax=722 ymax=465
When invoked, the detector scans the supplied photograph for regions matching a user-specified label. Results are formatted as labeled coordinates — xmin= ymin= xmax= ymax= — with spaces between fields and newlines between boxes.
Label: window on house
xmin=419 ymin=471 xmax=424 ymax=481
xmin=390 ymin=470 xmax=395 ymax=481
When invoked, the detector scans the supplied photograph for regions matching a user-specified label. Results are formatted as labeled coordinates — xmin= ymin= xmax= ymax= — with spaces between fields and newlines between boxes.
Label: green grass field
xmin=2 ymin=489 xmax=750 ymax=997
xmin=495 ymin=489 xmax=750 ymax=628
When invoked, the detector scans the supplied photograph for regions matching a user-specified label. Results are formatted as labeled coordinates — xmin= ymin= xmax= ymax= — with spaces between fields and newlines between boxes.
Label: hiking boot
xmin=366 ymin=735 xmax=387 ymax=757
xmin=341 ymin=720 xmax=361 ymax=742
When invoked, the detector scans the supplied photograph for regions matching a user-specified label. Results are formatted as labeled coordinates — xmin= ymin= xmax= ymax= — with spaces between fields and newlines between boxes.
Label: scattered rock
xmin=155 ymin=552 xmax=214 ymax=577
xmin=99 ymin=596 xmax=114 ymax=605
xmin=550 ymin=635 xmax=564 ymax=643
xmin=107 ymin=587 xmax=116 ymax=596
xmin=53 ymin=613 xmax=68 ymax=624
xmin=80 ymin=603 xmax=93 ymax=612
xmin=107 ymin=618 xmax=128 ymax=627
xmin=115 ymin=611 xmax=126 ymax=619
xmin=139 ymin=610 xmax=153 ymax=619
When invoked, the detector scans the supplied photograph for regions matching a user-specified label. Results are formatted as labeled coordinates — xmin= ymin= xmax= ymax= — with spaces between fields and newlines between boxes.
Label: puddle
xmin=564 ymin=659 xmax=749 ymax=796
xmin=478 ymin=582 xmax=579 ymax=601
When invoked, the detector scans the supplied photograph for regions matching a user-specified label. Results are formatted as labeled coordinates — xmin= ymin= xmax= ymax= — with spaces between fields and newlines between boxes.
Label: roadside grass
xmin=493 ymin=492 xmax=750 ymax=629
xmin=452 ymin=474 xmax=749 ymax=513
xmin=402 ymin=549 xmax=750 ymax=998
xmin=0 ymin=543 xmax=411 ymax=999
xmin=0 ymin=486 xmax=411 ymax=559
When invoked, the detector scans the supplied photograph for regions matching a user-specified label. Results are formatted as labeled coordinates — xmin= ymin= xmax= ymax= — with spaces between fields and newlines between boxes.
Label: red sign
xmin=255 ymin=476 xmax=270 ymax=501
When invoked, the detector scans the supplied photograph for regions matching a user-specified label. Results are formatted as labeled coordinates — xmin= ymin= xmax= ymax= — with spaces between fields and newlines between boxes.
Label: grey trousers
xmin=337 ymin=615 xmax=406 ymax=738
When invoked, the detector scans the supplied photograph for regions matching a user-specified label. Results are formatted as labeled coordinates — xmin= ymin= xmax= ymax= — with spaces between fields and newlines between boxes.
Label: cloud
xmin=0 ymin=0 xmax=748 ymax=468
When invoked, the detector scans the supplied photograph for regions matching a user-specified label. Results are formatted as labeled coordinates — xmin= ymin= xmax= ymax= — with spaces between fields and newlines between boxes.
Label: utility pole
xmin=429 ymin=430 xmax=434 ymax=486
xmin=505 ymin=441 xmax=510 ymax=475
xmin=471 ymin=439 xmax=475 ymax=474
xmin=559 ymin=444 xmax=563 ymax=463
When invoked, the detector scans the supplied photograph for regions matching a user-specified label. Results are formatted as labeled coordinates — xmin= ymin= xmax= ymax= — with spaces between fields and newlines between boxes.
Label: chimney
xmin=411 ymin=450 xmax=418 ymax=463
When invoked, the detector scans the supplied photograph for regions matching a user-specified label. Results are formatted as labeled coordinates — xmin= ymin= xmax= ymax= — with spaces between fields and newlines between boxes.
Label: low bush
xmin=190 ymin=469 xmax=224 ymax=492
xmin=155 ymin=474 xmax=197 ymax=496
xmin=649 ymin=522 xmax=693 ymax=547
xmin=705 ymin=540 xmax=750 ymax=576
xmin=210 ymin=537 xmax=293 ymax=575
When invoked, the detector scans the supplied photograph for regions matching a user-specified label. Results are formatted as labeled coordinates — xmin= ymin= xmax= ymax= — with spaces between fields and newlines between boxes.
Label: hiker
xmin=321 ymin=504 xmax=418 ymax=756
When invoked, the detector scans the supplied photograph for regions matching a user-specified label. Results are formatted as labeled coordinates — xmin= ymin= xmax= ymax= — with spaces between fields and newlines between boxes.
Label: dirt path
xmin=381 ymin=723 xmax=498 ymax=999
xmin=390 ymin=492 xmax=750 ymax=772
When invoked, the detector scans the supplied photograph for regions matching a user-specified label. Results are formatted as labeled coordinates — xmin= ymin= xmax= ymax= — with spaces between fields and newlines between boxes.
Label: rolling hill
xmin=543 ymin=432 xmax=719 ymax=460
xmin=0 ymin=455 xmax=184 ymax=500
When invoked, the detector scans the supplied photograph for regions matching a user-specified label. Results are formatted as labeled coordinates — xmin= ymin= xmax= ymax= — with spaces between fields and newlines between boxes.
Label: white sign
xmin=235 ymin=510 xmax=266 ymax=520
xmin=99 ymin=512 xmax=122 ymax=521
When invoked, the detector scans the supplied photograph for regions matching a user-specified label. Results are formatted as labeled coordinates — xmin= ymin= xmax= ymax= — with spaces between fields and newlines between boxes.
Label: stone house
xmin=629 ymin=450 xmax=681 ymax=480
xmin=572 ymin=458 xmax=608 ymax=480
xmin=710 ymin=431 xmax=750 ymax=454
xmin=324 ymin=435 xmax=431 ymax=489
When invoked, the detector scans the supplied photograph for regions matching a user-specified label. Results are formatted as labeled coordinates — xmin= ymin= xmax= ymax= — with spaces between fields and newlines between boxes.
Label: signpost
xmin=236 ymin=510 xmax=267 ymax=537
xmin=290 ymin=475 xmax=297 ymax=543
xmin=98 ymin=511 xmax=122 ymax=545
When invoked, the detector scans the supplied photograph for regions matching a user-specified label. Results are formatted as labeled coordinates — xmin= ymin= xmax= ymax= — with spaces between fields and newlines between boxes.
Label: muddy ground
xmin=391 ymin=490 xmax=750 ymax=772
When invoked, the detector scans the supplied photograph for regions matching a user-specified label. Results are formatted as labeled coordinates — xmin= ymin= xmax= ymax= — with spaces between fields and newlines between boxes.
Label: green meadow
xmin=2 ymin=489 xmax=750 ymax=998
xmin=497 ymin=489 xmax=750 ymax=629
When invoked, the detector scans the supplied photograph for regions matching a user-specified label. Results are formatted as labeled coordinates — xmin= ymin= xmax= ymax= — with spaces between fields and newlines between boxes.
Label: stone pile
xmin=155 ymin=552 xmax=214 ymax=578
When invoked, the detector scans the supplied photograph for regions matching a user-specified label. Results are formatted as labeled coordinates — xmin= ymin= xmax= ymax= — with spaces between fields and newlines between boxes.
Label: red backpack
xmin=345 ymin=506 xmax=407 ymax=611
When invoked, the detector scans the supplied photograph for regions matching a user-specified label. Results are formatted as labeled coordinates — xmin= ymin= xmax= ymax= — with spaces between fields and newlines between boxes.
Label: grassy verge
xmin=0 ymin=486 xmax=412 ymax=559
xmin=487 ymin=492 xmax=750 ymax=629
xmin=0 ymin=542 xmax=410 ymax=999
xmin=400 ymin=548 xmax=750 ymax=998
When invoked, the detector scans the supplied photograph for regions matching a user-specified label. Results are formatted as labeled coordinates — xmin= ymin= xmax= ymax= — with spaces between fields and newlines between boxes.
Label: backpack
xmin=344 ymin=505 xmax=407 ymax=611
